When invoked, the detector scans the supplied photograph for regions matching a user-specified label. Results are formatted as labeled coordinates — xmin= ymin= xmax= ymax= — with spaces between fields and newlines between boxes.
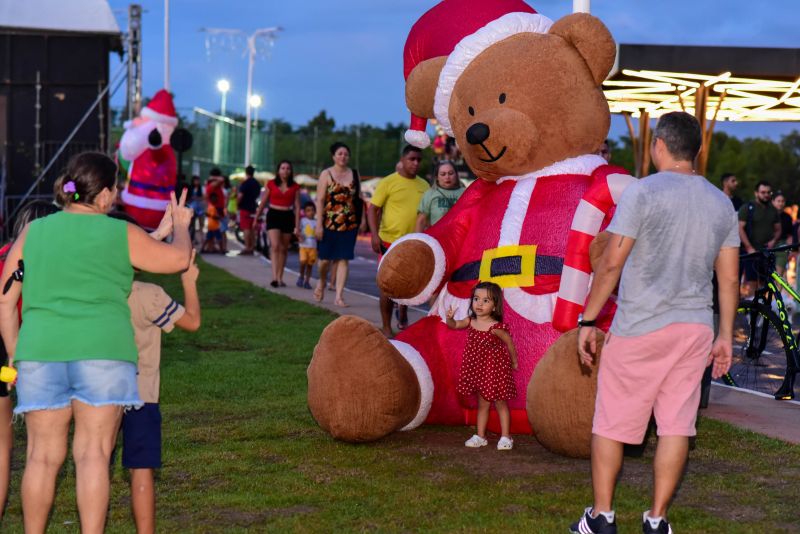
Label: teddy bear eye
xmin=468 ymin=106 xmax=475 ymax=116
xmin=499 ymin=93 xmax=506 ymax=104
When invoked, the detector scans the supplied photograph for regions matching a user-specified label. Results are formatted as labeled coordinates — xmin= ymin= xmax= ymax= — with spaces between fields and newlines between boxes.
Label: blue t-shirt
xmin=238 ymin=177 xmax=261 ymax=212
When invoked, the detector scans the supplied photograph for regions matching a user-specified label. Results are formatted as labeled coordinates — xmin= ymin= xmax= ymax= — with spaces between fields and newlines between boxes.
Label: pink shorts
xmin=593 ymin=322 xmax=713 ymax=444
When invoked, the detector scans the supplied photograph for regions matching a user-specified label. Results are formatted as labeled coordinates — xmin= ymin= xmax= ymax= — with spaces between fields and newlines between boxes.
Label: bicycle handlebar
xmin=740 ymin=242 xmax=800 ymax=261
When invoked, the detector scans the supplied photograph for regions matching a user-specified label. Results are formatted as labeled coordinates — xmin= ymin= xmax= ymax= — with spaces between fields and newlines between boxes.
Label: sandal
xmin=497 ymin=436 xmax=514 ymax=450
xmin=465 ymin=434 xmax=488 ymax=448
xmin=334 ymin=298 xmax=349 ymax=308
xmin=313 ymin=285 xmax=325 ymax=302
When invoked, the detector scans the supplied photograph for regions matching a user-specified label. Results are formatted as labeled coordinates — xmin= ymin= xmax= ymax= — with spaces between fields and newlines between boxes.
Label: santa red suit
xmin=119 ymin=89 xmax=178 ymax=230
xmin=384 ymin=155 xmax=634 ymax=433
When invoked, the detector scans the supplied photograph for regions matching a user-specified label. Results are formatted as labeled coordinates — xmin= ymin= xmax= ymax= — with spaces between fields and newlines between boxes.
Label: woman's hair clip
xmin=63 ymin=180 xmax=79 ymax=200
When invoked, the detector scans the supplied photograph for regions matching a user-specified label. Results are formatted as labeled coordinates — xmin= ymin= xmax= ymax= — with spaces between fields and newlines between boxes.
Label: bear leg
xmin=308 ymin=316 xmax=423 ymax=442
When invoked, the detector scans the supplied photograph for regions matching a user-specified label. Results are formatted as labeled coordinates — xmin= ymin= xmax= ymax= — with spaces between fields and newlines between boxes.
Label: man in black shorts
xmin=738 ymin=180 xmax=780 ymax=296
xmin=237 ymin=165 xmax=262 ymax=255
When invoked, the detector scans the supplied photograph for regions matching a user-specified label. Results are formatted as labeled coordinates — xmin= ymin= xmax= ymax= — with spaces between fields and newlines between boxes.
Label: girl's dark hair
xmin=54 ymin=152 xmax=117 ymax=207
xmin=330 ymin=142 xmax=350 ymax=156
xmin=12 ymin=200 xmax=60 ymax=239
xmin=275 ymin=159 xmax=295 ymax=187
xmin=469 ymin=281 xmax=504 ymax=322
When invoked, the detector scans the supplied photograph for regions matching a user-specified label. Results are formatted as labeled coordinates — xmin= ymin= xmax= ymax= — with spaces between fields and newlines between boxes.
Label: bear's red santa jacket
xmin=383 ymin=154 xmax=634 ymax=433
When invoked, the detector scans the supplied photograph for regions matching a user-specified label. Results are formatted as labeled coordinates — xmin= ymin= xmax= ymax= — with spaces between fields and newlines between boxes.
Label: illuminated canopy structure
xmin=604 ymin=44 xmax=800 ymax=176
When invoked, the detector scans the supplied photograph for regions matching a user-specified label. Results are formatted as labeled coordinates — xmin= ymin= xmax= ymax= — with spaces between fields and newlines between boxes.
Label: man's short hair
xmin=402 ymin=145 xmax=423 ymax=157
xmin=209 ymin=167 xmax=222 ymax=177
xmin=653 ymin=112 xmax=702 ymax=162
xmin=245 ymin=165 xmax=255 ymax=177
xmin=755 ymin=180 xmax=771 ymax=191
xmin=721 ymin=172 xmax=736 ymax=184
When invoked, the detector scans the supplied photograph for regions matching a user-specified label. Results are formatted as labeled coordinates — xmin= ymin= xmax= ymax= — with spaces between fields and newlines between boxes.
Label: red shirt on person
xmin=266 ymin=180 xmax=300 ymax=209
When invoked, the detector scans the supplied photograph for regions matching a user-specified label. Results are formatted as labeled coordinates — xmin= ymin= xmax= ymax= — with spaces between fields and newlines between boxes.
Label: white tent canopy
xmin=0 ymin=0 xmax=120 ymax=35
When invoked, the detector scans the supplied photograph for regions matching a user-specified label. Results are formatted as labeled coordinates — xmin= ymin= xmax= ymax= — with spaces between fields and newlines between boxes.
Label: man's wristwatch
xmin=577 ymin=313 xmax=597 ymax=328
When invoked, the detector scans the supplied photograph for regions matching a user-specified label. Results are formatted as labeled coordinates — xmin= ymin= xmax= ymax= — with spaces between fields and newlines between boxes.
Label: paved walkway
xmin=202 ymin=247 xmax=800 ymax=446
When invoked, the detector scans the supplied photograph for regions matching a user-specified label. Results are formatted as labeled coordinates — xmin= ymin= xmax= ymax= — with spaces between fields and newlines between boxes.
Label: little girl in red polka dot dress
xmin=447 ymin=281 xmax=519 ymax=450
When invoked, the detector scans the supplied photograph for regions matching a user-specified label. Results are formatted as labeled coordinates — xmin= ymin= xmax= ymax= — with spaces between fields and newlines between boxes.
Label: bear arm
xmin=378 ymin=235 xmax=443 ymax=304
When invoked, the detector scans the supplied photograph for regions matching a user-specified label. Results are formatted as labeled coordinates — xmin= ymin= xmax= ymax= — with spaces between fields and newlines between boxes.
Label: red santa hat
xmin=403 ymin=0 xmax=552 ymax=148
xmin=141 ymin=89 xmax=179 ymax=126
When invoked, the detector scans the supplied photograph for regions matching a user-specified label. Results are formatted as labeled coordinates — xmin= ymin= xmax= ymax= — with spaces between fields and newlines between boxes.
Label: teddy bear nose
xmin=466 ymin=123 xmax=490 ymax=145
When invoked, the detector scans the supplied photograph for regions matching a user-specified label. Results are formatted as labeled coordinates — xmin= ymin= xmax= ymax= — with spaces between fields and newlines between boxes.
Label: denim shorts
xmin=14 ymin=360 xmax=142 ymax=415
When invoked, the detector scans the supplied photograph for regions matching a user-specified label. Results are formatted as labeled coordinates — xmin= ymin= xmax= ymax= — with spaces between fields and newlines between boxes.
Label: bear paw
xmin=377 ymin=240 xmax=436 ymax=300
xmin=307 ymin=316 xmax=421 ymax=442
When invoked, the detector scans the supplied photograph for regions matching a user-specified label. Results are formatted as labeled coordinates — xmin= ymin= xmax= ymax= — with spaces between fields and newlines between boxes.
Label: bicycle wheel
xmin=724 ymin=300 xmax=796 ymax=399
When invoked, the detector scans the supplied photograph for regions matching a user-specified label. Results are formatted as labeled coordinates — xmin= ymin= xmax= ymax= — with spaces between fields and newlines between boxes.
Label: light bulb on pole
xmin=249 ymin=94 xmax=263 ymax=128
xmin=216 ymin=79 xmax=230 ymax=116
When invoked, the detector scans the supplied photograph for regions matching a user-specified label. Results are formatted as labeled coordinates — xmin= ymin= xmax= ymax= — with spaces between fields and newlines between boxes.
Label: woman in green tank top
xmin=0 ymin=152 xmax=194 ymax=532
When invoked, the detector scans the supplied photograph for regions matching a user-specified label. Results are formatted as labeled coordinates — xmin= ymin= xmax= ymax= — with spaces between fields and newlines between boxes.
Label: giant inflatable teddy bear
xmin=308 ymin=0 xmax=634 ymax=458
xmin=119 ymin=89 xmax=178 ymax=230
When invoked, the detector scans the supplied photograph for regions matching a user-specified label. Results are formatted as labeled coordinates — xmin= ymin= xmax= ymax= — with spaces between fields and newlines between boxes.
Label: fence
xmin=173 ymin=109 xmax=413 ymax=179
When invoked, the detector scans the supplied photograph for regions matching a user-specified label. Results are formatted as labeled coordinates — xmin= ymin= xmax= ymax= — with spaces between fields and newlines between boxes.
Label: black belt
xmin=450 ymin=254 xmax=563 ymax=282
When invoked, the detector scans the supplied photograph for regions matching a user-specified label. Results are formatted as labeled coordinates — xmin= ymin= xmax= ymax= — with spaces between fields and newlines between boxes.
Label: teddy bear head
xmin=406 ymin=13 xmax=616 ymax=182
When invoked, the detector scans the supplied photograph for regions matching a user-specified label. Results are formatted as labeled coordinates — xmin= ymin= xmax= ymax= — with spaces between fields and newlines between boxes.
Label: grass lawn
xmin=2 ymin=260 xmax=800 ymax=532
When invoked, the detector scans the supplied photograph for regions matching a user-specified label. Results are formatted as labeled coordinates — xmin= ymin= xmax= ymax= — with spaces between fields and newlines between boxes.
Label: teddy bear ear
xmin=405 ymin=56 xmax=448 ymax=119
xmin=549 ymin=13 xmax=616 ymax=86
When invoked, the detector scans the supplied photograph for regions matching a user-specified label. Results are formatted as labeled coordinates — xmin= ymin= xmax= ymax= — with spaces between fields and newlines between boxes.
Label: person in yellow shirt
xmin=368 ymin=145 xmax=428 ymax=336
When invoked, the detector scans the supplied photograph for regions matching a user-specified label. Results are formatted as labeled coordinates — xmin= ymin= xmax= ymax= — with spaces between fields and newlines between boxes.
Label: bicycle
xmin=722 ymin=243 xmax=800 ymax=400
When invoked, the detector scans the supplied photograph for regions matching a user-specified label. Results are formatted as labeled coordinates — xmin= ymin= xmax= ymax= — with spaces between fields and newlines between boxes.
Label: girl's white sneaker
xmin=465 ymin=434 xmax=488 ymax=448
xmin=497 ymin=436 xmax=514 ymax=450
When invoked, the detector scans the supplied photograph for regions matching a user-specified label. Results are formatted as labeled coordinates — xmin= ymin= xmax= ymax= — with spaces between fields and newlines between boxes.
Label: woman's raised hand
xmin=151 ymin=203 xmax=173 ymax=241
xmin=171 ymin=189 xmax=193 ymax=230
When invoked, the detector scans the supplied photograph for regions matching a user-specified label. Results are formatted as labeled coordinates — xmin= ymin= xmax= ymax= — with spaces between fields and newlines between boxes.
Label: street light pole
xmin=164 ymin=0 xmax=170 ymax=90
xmin=244 ymin=36 xmax=256 ymax=166
xmin=216 ymin=79 xmax=230 ymax=116
xmin=200 ymin=26 xmax=282 ymax=167
xmin=573 ymin=0 xmax=590 ymax=13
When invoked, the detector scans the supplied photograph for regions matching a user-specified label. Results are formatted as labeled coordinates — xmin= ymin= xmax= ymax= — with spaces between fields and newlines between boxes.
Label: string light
xmin=605 ymin=69 xmax=800 ymax=122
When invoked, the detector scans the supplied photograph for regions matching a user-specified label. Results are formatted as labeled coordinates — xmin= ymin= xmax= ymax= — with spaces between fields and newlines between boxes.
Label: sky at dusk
xmin=107 ymin=0 xmax=800 ymax=139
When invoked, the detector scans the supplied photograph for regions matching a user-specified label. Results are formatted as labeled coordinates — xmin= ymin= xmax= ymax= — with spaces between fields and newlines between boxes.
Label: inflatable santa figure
xmin=119 ymin=89 xmax=178 ymax=229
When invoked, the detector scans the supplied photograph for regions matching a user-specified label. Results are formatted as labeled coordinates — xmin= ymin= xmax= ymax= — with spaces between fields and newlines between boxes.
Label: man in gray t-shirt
xmin=569 ymin=112 xmax=739 ymax=534
xmin=606 ymin=169 xmax=739 ymax=337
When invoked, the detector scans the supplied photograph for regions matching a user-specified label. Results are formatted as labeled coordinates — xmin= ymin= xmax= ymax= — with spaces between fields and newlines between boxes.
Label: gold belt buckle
xmin=478 ymin=245 xmax=537 ymax=288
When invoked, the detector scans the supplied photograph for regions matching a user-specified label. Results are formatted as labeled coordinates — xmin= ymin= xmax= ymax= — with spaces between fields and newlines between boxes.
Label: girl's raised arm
xmin=445 ymin=306 xmax=469 ymax=330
